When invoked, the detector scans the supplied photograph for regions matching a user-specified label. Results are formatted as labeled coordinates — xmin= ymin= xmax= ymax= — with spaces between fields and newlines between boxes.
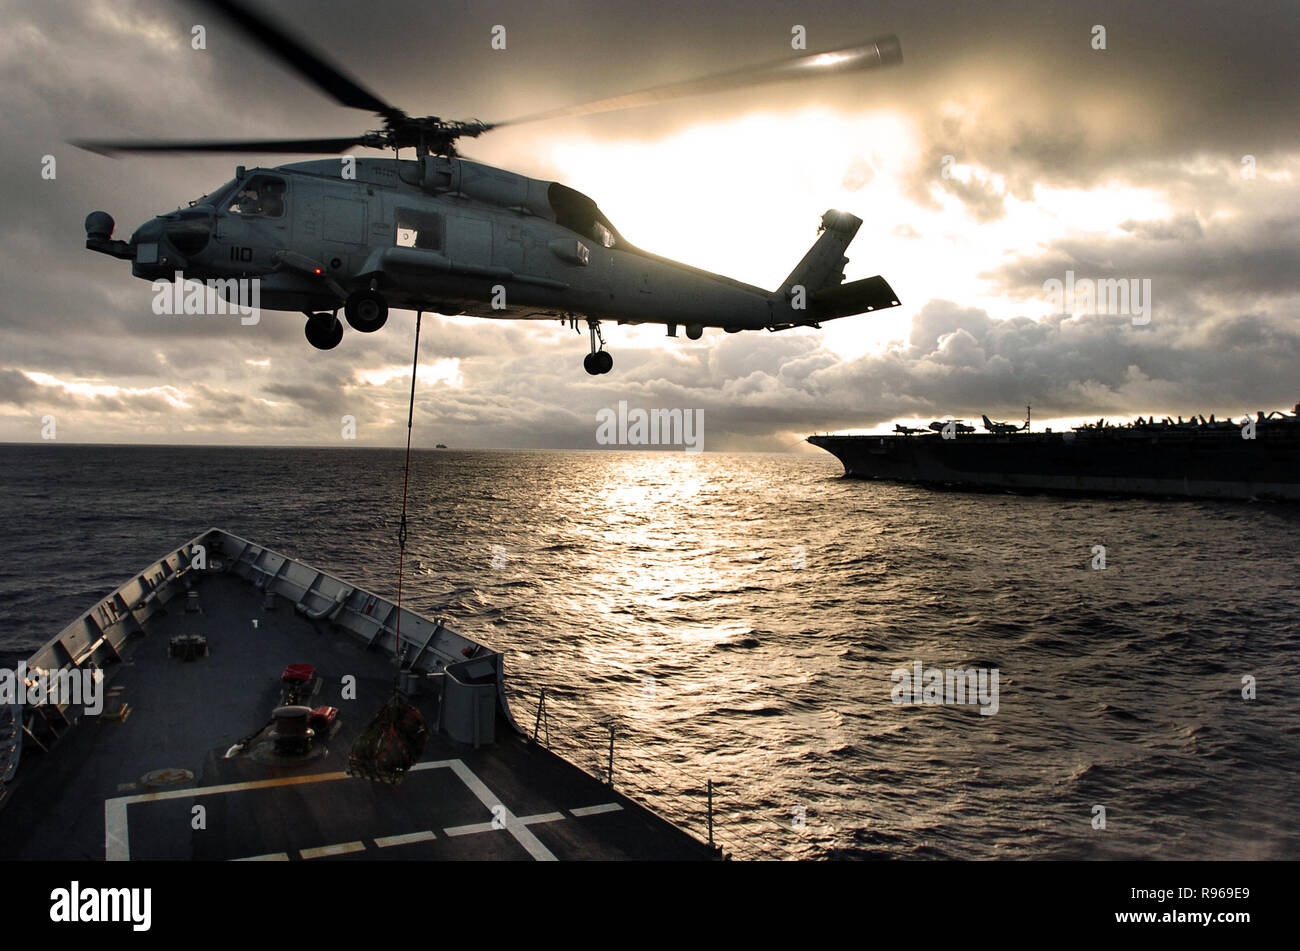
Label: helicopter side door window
xmin=395 ymin=209 xmax=443 ymax=251
xmin=227 ymin=175 xmax=287 ymax=218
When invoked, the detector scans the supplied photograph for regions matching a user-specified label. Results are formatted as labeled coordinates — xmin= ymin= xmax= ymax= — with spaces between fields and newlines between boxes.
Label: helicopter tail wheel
xmin=685 ymin=324 xmax=704 ymax=340
xmin=344 ymin=289 xmax=389 ymax=332
xmin=305 ymin=312 xmax=344 ymax=350
xmin=582 ymin=318 xmax=613 ymax=374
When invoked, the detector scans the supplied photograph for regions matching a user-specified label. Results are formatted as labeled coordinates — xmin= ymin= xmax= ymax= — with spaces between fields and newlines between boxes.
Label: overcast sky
xmin=1 ymin=0 xmax=1297 ymax=450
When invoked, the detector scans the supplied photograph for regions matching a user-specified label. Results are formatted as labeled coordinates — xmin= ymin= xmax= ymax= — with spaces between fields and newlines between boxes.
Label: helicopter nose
xmin=131 ymin=216 xmax=165 ymax=261
xmin=129 ymin=216 xmax=184 ymax=278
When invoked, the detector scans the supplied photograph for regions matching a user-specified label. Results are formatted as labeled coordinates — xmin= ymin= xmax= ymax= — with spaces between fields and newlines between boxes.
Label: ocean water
xmin=2 ymin=442 xmax=1298 ymax=860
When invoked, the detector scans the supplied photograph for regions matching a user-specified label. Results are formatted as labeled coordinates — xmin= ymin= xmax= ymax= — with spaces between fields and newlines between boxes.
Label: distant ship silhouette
xmin=810 ymin=402 xmax=1300 ymax=500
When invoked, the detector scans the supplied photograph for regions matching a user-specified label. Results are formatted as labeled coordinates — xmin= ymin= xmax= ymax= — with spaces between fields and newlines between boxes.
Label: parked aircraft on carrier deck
xmin=928 ymin=419 xmax=975 ymax=434
xmin=982 ymin=413 xmax=1029 ymax=434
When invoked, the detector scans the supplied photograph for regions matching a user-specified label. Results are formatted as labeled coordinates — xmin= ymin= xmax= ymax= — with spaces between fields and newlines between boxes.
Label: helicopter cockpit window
xmin=190 ymin=179 xmax=237 ymax=209
xmin=226 ymin=175 xmax=287 ymax=217
xmin=395 ymin=209 xmax=443 ymax=251
xmin=548 ymin=183 xmax=618 ymax=249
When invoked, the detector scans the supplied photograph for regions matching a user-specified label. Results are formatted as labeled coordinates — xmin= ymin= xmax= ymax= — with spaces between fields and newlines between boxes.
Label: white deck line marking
xmin=571 ymin=803 xmax=624 ymax=817
xmin=518 ymin=812 xmax=565 ymax=825
xmin=301 ymin=841 xmax=366 ymax=859
xmin=409 ymin=759 xmax=457 ymax=772
xmin=375 ymin=830 xmax=436 ymax=848
xmin=105 ymin=799 xmax=130 ymax=862
xmin=103 ymin=757 xmax=555 ymax=861
xmin=447 ymin=760 xmax=557 ymax=862
xmin=443 ymin=821 xmax=498 ymax=837
xmin=104 ymin=770 xmax=351 ymax=861
xmin=443 ymin=812 xmax=564 ymax=837
xmin=232 ymin=852 xmax=291 ymax=861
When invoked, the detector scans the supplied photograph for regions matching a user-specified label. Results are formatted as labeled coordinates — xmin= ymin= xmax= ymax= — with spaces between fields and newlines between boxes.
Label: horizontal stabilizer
xmin=811 ymin=276 xmax=901 ymax=320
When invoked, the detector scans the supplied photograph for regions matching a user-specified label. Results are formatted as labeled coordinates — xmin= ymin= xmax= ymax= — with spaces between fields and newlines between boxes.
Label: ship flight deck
xmin=0 ymin=529 xmax=717 ymax=862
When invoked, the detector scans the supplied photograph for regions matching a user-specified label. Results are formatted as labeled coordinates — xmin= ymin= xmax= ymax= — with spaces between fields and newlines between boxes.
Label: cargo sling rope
xmin=348 ymin=312 xmax=430 ymax=784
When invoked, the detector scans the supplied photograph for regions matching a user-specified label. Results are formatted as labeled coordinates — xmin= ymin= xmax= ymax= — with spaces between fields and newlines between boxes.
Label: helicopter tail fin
xmin=779 ymin=210 xmax=862 ymax=296
xmin=768 ymin=209 xmax=901 ymax=329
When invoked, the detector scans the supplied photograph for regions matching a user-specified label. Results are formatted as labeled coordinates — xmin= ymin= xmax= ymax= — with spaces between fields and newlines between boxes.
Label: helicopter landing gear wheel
xmin=305 ymin=312 xmax=344 ymax=350
xmin=685 ymin=324 xmax=704 ymax=340
xmin=344 ymin=289 xmax=388 ymax=332
xmin=582 ymin=318 xmax=613 ymax=374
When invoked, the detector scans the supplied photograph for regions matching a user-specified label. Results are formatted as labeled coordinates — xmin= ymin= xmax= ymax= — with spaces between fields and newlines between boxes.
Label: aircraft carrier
xmin=809 ymin=404 xmax=1300 ymax=501
xmin=0 ymin=528 xmax=720 ymax=861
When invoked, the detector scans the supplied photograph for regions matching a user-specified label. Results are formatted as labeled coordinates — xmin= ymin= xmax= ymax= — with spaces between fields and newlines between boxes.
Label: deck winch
xmin=270 ymin=705 xmax=314 ymax=756
xmin=224 ymin=662 xmax=331 ymax=761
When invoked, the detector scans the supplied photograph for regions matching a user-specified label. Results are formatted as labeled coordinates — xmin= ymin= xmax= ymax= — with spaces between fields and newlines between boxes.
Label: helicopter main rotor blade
xmin=189 ymin=0 xmax=401 ymax=117
xmin=72 ymin=136 xmax=369 ymax=156
xmin=485 ymin=35 xmax=902 ymax=130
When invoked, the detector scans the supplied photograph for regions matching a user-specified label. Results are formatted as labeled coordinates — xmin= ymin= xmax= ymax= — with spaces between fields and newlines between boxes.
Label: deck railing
xmin=511 ymin=687 xmax=746 ymax=859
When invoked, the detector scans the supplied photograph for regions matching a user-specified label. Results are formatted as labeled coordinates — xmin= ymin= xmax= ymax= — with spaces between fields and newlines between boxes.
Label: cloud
xmin=0 ymin=368 xmax=41 ymax=407
xmin=986 ymin=201 xmax=1300 ymax=314
xmin=0 ymin=0 xmax=1296 ymax=448
xmin=1119 ymin=215 xmax=1203 ymax=241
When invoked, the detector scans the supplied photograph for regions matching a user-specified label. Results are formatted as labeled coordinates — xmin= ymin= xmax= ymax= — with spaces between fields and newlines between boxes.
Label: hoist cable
xmin=393 ymin=311 xmax=423 ymax=664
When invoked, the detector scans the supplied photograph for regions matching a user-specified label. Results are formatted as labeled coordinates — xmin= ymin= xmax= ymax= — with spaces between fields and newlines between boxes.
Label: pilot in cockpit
xmin=233 ymin=186 xmax=263 ymax=216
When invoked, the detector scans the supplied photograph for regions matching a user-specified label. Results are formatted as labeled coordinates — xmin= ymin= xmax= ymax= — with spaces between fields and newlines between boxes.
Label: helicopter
xmin=76 ymin=0 xmax=903 ymax=375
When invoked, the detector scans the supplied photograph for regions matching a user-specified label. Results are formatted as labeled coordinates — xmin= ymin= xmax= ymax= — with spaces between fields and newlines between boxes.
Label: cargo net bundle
xmin=347 ymin=695 xmax=429 ymax=784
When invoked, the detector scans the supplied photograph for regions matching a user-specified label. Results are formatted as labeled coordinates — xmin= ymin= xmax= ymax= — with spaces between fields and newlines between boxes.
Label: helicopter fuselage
xmin=76 ymin=2 xmax=902 ymax=371
xmin=86 ymin=155 xmax=900 ymax=365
